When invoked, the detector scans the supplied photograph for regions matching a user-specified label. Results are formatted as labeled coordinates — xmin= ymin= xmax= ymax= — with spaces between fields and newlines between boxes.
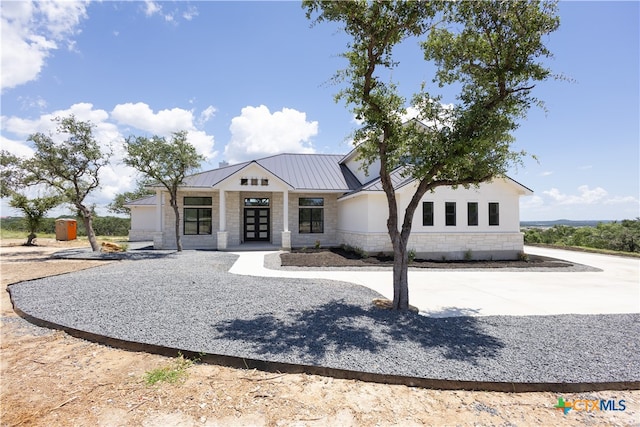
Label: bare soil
xmin=281 ymin=247 xmax=572 ymax=269
xmin=1 ymin=239 xmax=637 ymax=426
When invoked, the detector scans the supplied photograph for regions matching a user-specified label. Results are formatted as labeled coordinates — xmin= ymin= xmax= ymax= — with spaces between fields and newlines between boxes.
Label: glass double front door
xmin=244 ymin=208 xmax=270 ymax=241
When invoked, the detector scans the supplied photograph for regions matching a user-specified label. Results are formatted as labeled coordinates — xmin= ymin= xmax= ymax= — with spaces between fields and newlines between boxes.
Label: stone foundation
xmin=337 ymin=230 xmax=524 ymax=260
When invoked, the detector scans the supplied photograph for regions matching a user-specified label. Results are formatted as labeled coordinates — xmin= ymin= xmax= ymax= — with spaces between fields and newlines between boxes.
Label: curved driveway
xmin=231 ymin=246 xmax=640 ymax=317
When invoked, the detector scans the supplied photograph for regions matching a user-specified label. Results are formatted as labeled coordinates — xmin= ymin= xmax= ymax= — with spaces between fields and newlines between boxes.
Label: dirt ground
xmin=1 ymin=239 xmax=638 ymax=426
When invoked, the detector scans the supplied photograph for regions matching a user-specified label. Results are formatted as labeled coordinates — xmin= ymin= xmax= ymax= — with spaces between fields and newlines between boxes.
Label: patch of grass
xmin=144 ymin=353 xmax=195 ymax=385
xmin=0 ymin=229 xmax=56 ymax=239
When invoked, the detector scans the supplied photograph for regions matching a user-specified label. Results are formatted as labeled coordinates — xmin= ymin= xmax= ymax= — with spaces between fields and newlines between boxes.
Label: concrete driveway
xmin=230 ymin=246 xmax=640 ymax=317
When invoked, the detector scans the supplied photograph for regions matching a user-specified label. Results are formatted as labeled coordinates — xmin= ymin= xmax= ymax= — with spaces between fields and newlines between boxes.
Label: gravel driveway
xmin=8 ymin=250 xmax=640 ymax=391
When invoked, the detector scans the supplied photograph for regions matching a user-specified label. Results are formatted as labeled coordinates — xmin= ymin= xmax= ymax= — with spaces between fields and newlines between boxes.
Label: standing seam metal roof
xmin=180 ymin=154 xmax=362 ymax=191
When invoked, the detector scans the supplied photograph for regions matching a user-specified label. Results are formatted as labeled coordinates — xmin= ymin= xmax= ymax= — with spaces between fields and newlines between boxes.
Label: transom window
xmin=184 ymin=196 xmax=212 ymax=206
xmin=244 ymin=198 xmax=270 ymax=207
xmin=299 ymin=197 xmax=324 ymax=233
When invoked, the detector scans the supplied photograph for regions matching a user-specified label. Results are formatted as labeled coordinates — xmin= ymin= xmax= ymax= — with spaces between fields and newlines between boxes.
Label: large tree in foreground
xmin=124 ymin=131 xmax=204 ymax=251
xmin=305 ymin=1 xmax=559 ymax=310
xmin=24 ymin=116 xmax=110 ymax=252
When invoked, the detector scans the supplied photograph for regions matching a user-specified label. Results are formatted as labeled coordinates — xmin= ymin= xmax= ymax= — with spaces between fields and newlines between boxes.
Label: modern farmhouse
xmin=126 ymin=149 xmax=532 ymax=260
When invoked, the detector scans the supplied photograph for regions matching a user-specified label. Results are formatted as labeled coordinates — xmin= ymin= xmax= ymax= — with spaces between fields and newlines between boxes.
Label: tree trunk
xmin=392 ymin=238 xmax=410 ymax=310
xmin=79 ymin=205 xmax=100 ymax=252
xmin=26 ymin=232 xmax=36 ymax=246
xmin=171 ymin=200 xmax=182 ymax=252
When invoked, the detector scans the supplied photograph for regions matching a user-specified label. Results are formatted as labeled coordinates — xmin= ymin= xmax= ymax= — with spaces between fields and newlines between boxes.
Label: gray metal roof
xmin=256 ymin=154 xmax=361 ymax=191
xmin=181 ymin=162 xmax=250 ymax=188
xmin=123 ymin=195 xmax=157 ymax=207
xmin=179 ymin=153 xmax=362 ymax=192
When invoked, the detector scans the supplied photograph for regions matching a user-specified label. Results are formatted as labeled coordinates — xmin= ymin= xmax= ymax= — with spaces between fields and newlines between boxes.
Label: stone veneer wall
xmin=290 ymin=193 xmax=339 ymax=248
xmin=128 ymin=229 xmax=155 ymax=242
xmin=337 ymin=230 xmax=524 ymax=260
xmin=160 ymin=191 xmax=219 ymax=250
xmin=226 ymin=191 xmax=240 ymax=247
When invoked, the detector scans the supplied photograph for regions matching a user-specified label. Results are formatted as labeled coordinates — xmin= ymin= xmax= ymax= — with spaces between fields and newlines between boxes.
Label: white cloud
xmin=542 ymin=185 xmax=639 ymax=208
xmin=143 ymin=1 xmax=161 ymax=17
xmin=198 ymin=105 xmax=217 ymax=126
xmin=0 ymin=135 xmax=34 ymax=158
xmin=182 ymin=6 xmax=198 ymax=21
xmin=142 ymin=1 xmax=197 ymax=24
xmin=111 ymin=102 xmax=216 ymax=159
xmin=540 ymin=171 xmax=553 ymax=176
xmin=604 ymin=196 xmax=639 ymax=205
xmin=543 ymin=185 xmax=608 ymax=205
xmin=224 ymin=105 xmax=318 ymax=163
xmin=1 ymin=0 xmax=88 ymax=91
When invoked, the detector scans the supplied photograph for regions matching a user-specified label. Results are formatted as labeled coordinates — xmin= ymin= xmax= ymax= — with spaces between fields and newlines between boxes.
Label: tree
xmin=108 ymin=180 xmax=154 ymax=215
xmin=23 ymin=115 xmax=110 ymax=252
xmin=0 ymin=150 xmax=26 ymax=198
xmin=124 ymin=131 xmax=204 ymax=251
xmin=9 ymin=193 xmax=62 ymax=245
xmin=305 ymin=1 xmax=559 ymax=310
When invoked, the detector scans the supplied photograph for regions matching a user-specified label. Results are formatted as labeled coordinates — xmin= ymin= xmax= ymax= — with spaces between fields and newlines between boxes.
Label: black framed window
xmin=184 ymin=208 xmax=212 ymax=235
xmin=299 ymin=198 xmax=324 ymax=233
xmin=445 ymin=202 xmax=456 ymax=226
xmin=467 ymin=202 xmax=478 ymax=226
xmin=489 ymin=202 xmax=500 ymax=226
xmin=422 ymin=201 xmax=434 ymax=226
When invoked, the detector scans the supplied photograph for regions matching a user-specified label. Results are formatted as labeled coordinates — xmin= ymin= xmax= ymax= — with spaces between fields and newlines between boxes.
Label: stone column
xmin=217 ymin=190 xmax=228 ymax=250
xmin=153 ymin=189 xmax=163 ymax=249
xmin=281 ymin=191 xmax=291 ymax=250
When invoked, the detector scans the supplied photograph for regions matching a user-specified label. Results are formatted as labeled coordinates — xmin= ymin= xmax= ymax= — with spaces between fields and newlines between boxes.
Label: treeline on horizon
xmin=523 ymin=218 xmax=640 ymax=253
xmin=0 ymin=216 xmax=130 ymax=237
xmin=2 ymin=216 xmax=639 ymax=254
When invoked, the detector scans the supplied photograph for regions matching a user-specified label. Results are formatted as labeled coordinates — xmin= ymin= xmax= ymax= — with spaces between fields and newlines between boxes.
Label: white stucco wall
xmin=337 ymin=178 xmax=527 ymax=259
xmin=344 ymin=156 xmax=381 ymax=185
xmin=128 ymin=206 xmax=156 ymax=241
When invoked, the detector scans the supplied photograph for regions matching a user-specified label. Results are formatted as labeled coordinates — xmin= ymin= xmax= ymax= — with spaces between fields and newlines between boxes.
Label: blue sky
xmin=1 ymin=1 xmax=638 ymax=221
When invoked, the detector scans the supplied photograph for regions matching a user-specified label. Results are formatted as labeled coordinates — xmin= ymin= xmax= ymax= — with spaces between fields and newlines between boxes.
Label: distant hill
xmin=520 ymin=219 xmax=615 ymax=228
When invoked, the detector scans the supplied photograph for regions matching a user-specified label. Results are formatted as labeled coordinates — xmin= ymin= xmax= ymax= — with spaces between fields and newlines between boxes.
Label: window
xmin=445 ymin=202 xmax=456 ymax=226
xmin=251 ymin=178 xmax=258 ymax=186
xmin=489 ymin=202 xmax=500 ymax=226
xmin=422 ymin=201 xmax=434 ymax=226
xmin=244 ymin=198 xmax=269 ymax=206
xmin=299 ymin=197 xmax=324 ymax=233
xmin=467 ymin=202 xmax=478 ymax=226
xmin=240 ymin=178 xmax=248 ymax=186
xmin=184 ymin=208 xmax=212 ymax=235
xmin=184 ymin=196 xmax=212 ymax=206
xmin=261 ymin=178 xmax=269 ymax=186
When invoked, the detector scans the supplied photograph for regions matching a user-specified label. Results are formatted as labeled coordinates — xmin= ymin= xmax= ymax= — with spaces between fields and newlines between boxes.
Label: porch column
xmin=217 ymin=190 xmax=228 ymax=250
xmin=153 ymin=189 xmax=163 ymax=249
xmin=281 ymin=190 xmax=291 ymax=250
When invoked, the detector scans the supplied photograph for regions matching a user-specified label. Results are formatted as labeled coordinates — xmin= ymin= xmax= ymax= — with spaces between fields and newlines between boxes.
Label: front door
xmin=244 ymin=208 xmax=270 ymax=241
